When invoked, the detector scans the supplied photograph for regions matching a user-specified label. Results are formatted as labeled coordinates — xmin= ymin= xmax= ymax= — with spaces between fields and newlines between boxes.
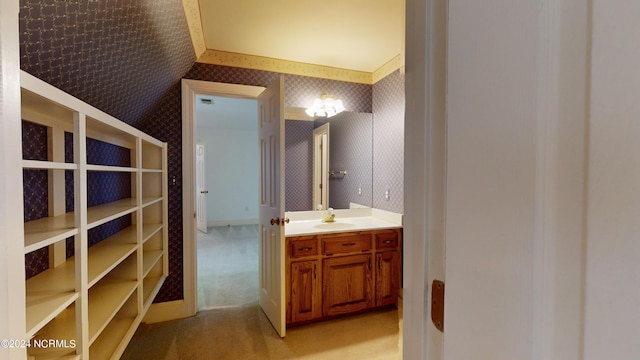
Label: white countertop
xmin=284 ymin=208 xmax=403 ymax=237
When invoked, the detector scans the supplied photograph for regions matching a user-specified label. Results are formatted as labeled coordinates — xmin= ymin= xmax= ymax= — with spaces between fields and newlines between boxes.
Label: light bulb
xmin=323 ymin=97 xmax=334 ymax=109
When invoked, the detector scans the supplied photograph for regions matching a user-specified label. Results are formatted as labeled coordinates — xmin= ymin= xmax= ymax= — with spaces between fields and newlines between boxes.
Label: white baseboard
xmin=143 ymin=300 xmax=193 ymax=324
xmin=207 ymin=218 xmax=258 ymax=227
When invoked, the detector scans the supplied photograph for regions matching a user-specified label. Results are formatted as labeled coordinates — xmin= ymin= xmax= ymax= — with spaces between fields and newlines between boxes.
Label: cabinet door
xmin=290 ymin=260 xmax=321 ymax=323
xmin=376 ymin=251 xmax=399 ymax=307
xmin=323 ymin=254 xmax=373 ymax=316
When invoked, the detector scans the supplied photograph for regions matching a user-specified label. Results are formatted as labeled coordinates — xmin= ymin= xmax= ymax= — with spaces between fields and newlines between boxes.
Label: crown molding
xmin=181 ymin=0 xmax=206 ymax=58
xmin=372 ymin=54 xmax=404 ymax=84
xmin=196 ymin=49 xmax=403 ymax=85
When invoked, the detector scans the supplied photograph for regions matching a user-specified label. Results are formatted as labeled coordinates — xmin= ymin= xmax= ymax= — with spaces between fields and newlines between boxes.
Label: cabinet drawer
xmin=375 ymin=231 xmax=399 ymax=250
xmin=322 ymin=235 xmax=372 ymax=255
xmin=290 ymin=238 xmax=318 ymax=258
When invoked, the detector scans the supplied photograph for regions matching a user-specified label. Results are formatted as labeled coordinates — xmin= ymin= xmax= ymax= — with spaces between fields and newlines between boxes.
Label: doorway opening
xmin=194 ymin=94 xmax=260 ymax=310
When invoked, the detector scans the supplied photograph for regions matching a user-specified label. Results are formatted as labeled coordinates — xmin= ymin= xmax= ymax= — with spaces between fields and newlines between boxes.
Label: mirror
xmin=285 ymin=111 xmax=373 ymax=211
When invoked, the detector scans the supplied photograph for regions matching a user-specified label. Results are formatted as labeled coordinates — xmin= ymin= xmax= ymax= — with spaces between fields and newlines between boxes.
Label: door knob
xmin=200 ymin=190 xmax=209 ymax=194
xmin=271 ymin=218 xmax=289 ymax=226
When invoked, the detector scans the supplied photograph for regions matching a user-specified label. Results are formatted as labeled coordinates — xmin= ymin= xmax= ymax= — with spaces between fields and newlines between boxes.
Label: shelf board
xmin=22 ymin=160 xmax=77 ymax=170
xmin=142 ymin=251 xmax=163 ymax=278
xmin=143 ymin=276 xmax=166 ymax=311
xmin=88 ymin=280 xmax=137 ymax=345
xmin=20 ymin=84 xmax=74 ymax=130
xmin=85 ymin=116 xmax=138 ymax=150
xmin=87 ymin=198 xmax=137 ymax=229
xmin=86 ymin=164 xmax=137 ymax=172
xmin=142 ymin=223 xmax=162 ymax=243
xmin=24 ymin=213 xmax=78 ymax=254
xmin=25 ymin=260 xmax=78 ymax=338
xmin=88 ymin=227 xmax=138 ymax=288
xmin=141 ymin=168 xmax=163 ymax=173
xmin=31 ymin=355 xmax=80 ymax=360
xmin=28 ymin=305 xmax=78 ymax=359
xmin=141 ymin=196 xmax=163 ymax=208
xmin=89 ymin=315 xmax=138 ymax=360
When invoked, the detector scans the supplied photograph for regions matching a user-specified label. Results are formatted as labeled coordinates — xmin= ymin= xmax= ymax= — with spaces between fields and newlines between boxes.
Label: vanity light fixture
xmin=305 ymin=94 xmax=345 ymax=118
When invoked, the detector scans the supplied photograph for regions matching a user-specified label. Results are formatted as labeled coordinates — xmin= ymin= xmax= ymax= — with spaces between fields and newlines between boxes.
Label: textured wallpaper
xmin=22 ymin=121 xmax=50 ymax=279
xmin=284 ymin=120 xmax=314 ymax=211
xmin=18 ymin=0 xmax=195 ymax=127
xmin=285 ymin=75 xmax=372 ymax=113
xmin=372 ymin=70 xmax=405 ymax=213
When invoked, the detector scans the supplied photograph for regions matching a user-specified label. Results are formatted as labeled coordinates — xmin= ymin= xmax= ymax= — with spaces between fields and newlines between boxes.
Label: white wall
xmin=196 ymin=104 xmax=258 ymax=226
xmin=1 ymin=1 xmax=27 ymax=358
xmin=584 ymin=1 xmax=640 ymax=358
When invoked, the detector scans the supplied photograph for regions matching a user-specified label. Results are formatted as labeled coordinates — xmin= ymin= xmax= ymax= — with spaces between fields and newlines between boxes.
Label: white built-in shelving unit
xmin=20 ymin=70 xmax=168 ymax=360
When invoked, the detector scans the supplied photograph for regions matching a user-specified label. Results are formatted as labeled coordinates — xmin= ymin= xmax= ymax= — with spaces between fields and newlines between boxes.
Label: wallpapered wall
xmin=284 ymin=120 xmax=315 ymax=211
xmin=372 ymin=70 xmax=405 ymax=213
xmin=19 ymin=0 xmax=195 ymax=127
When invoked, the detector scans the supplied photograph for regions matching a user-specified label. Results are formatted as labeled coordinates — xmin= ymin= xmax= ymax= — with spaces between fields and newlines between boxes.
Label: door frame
xmin=404 ymin=0 xmax=448 ymax=358
xmin=312 ymin=123 xmax=329 ymax=210
xmin=171 ymin=79 xmax=265 ymax=320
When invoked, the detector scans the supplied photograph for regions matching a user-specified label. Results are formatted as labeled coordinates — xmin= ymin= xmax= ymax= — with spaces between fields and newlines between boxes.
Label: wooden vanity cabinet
xmin=290 ymin=260 xmax=321 ymax=323
xmin=286 ymin=228 xmax=402 ymax=325
xmin=374 ymin=230 xmax=401 ymax=307
xmin=323 ymin=253 xmax=373 ymax=316
xmin=375 ymin=250 xmax=400 ymax=307
xmin=286 ymin=236 xmax=322 ymax=323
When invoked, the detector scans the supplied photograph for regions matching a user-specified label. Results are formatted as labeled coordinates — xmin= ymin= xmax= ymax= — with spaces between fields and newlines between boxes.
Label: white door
xmin=196 ymin=143 xmax=208 ymax=233
xmin=257 ymin=76 xmax=286 ymax=337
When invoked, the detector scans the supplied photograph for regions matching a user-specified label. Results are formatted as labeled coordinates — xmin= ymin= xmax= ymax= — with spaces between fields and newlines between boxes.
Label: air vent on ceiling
xmin=200 ymin=98 xmax=214 ymax=105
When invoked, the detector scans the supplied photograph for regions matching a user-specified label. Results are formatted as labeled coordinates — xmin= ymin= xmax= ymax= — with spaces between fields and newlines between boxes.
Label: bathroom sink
xmin=314 ymin=222 xmax=357 ymax=230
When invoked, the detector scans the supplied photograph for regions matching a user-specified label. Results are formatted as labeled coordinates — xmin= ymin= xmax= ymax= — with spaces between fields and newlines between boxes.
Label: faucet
xmin=322 ymin=208 xmax=335 ymax=223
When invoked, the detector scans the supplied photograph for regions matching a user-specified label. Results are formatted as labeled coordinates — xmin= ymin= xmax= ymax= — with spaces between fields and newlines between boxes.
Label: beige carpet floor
xmin=122 ymin=302 xmax=401 ymax=360
xmin=197 ymin=225 xmax=259 ymax=310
